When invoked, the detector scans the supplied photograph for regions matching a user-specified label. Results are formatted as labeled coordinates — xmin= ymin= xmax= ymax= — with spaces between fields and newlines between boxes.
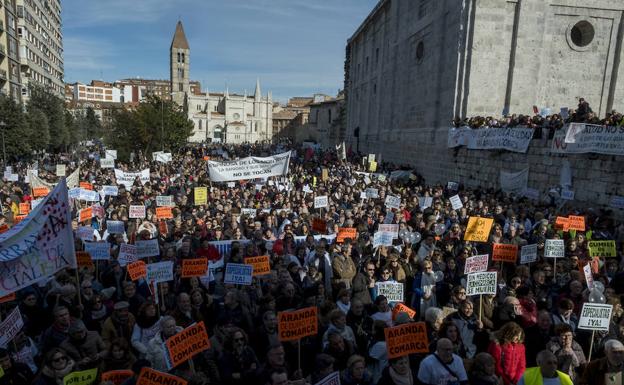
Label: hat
xmin=69 ymin=320 xmax=87 ymax=333
xmin=100 ymin=287 xmax=116 ymax=300
xmin=114 ymin=301 xmax=130 ymax=310
xmin=394 ymin=312 xmax=412 ymax=325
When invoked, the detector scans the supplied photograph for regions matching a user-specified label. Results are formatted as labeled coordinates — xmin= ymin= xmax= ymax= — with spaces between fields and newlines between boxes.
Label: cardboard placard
xmin=194 ymin=187 xmax=208 ymax=205
xmin=466 ymin=272 xmax=497 ymax=296
xmin=314 ymin=371 xmax=340 ymax=385
xmin=555 ymin=216 xmax=570 ymax=232
xmin=392 ymin=303 xmax=416 ymax=321
xmin=365 ymin=187 xmax=379 ymax=198
xmin=79 ymin=207 xmax=93 ymax=223
xmin=129 ymin=205 xmax=146 ymax=219
xmin=520 ymin=244 xmax=537 ymax=264
xmin=0 ymin=307 xmax=24 ymax=347
xmin=449 ymin=195 xmax=463 ymax=210
xmin=165 ymin=322 xmax=211 ymax=368
xmin=181 ymin=258 xmax=208 ymax=278
xmin=84 ymin=242 xmax=110 ymax=260
xmin=0 ymin=293 xmax=16 ymax=303
xmin=587 ymin=240 xmax=617 ymax=258
xmin=568 ymin=215 xmax=585 ymax=231
xmin=18 ymin=203 xmax=30 ymax=215
xmin=375 ymin=282 xmax=404 ymax=302
xmin=321 ymin=168 xmax=329 ymax=181
xmin=464 ymin=254 xmax=489 ymax=274
xmin=156 ymin=207 xmax=173 ymax=219
xmin=336 ymin=227 xmax=357 ymax=243
xmin=63 ymin=368 xmax=98 ymax=385
xmin=578 ymin=303 xmax=613 ymax=331
xmin=128 ymin=261 xmax=147 ymax=281
xmin=137 ymin=367 xmax=187 ymax=385
xmin=76 ymin=251 xmax=94 ymax=268
xmin=368 ymin=161 xmax=377 ymax=172
xmin=13 ymin=215 xmax=26 ymax=224
xmin=102 ymin=185 xmax=119 ymax=196
xmin=136 ymin=239 xmax=160 ymax=258
xmin=77 ymin=226 xmax=93 ymax=241
xmin=384 ymin=322 xmax=429 ymax=359
xmin=544 ymin=239 xmax=564 ymax=258
xmin=373 ymin=231 xmax=393 ymax=248
xmin=56 ymin=164 xmax=66 ymax=177
xmin=79 ymin=182 xmax=93 ymax=191
xmin=463 ymin=217 xmax=494 ymax=242
xmin=378 ymin=224 xmax=399 ymax=238
xmin=118 ymin=244 xmax=137 ymax=266
xmin=583 ymin=264 xmax=594 ymax=290
xmin=312 ymin=218 xmax=327 ymax=233
xmin=244 ymin=255 xmax=271 ymax=276
xmin=33 ymin=187 xmax=50 ymax=197
xmin=101 ymin=370 xmax=133 ymax=385
xmin=384 ymin=195 xmax=401 ymax=210
xmin=492 ymin=243 xmax=518 ymax=263
xmin=156 ymin=195 xmax=174 ymax=207
xmin=278 ymin=306 xmax=318 ymax=341
xmin=314 ymin=195 xmax=328 ymax=209
xmin=224 ymin=263 xmax=253 ymax=285
xmin=106 ymin=220 xmax=125 ymax=234
xmin=146 ymin=261 xmax=174 ymax=283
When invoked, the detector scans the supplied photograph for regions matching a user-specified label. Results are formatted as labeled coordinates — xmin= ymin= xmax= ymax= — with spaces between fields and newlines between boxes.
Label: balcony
xmin=0 ymin=69 xmax=6 ymax=81
xmin=0 ymin=44 xmax=5 ymax=57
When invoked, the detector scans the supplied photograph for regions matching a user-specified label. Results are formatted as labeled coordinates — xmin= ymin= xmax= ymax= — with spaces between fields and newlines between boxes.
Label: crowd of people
xmin=0 ymin=142 xmax=623 ymax=385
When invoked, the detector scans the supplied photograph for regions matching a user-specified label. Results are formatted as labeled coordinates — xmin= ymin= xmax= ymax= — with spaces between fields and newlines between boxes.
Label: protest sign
xmin=583 ymin=264 xmax=594 ymax=290
xmin=224 ymin=263 xmax=253 ymax=285
xmin=79 ymin=188 xmax=99 ymax=202
xmin=555 ymin=216 xmax=570 ymax=231
xmin=76 ymin=251 xmax=94 ymax=268
xmin=314 ymin=195 xmax=328 ymax=209
xmin=384 ymin=322 xmax=429 ymax=359
xmin=101 ymin=370 xmax=133 ymax=385
xmin=378 ymin=224 xmax=399 ymax=238
xmin=79 ymin=207 xmax=92 ymax=223
xmin=384 ymin=195 xmax=401 ymax=210
xmin=129 ymin=205 xmax=146 ymax=219
xmin=419 ymin=196 xmax=433 ymax=209
xmin=367 ymin=154 xmax=376 ymax=163
xmin=80 ymin=182 xmax=93 ymax=190
xmin=492 ymin=244 xmax=518 ymax=263
xmin=375 ymin=282 xmax=404 ymax=302
xmin=63 ymin=368 xmax=98 ymax=385
xmin=102 ymin=185 xmax=118 ymax=196
xmin=464 ymin=254 xmax=489 ymax=274
xmin=106 ymin=220 xmax=125 ymax=234
xmin=336 ymin=227 xmax=357 ymax=243
xmin=137 ymin=367 xmax=187 ymax=385
xmin=561 ymin=123 xmax=624 ymax=156
xmin=312 ymin=218 xmax=327 ymax=233
xmin=588 ymin=240 xmax=617 ymax=257
xmin=520 ymin=244 xmax=538 ymax=264
xmin=156 ymin=195 xmax=174 ymax=207
xmin=18 ymin=202 xmax=30 ymax=215
xmin=181 ymin=258 xmax=208 ymax=278
xmin=128 ymin=261 xmax=147 ymax=281
xmin=146 ymin=261 xmax=173 ymax=283
xmin=114 ymin=169 xmax=150 ymax=188
xmin=278 ymin=306 xmax=318 ymax=342
xmin=194 ymin=187 xmax=208 ymax=205
xmin=369 ymin=161 xmax=377 ymax=172
xmin=578 ymin=303 xmax=613 ymax=331
xmin=105 ymin=149 xmax=118 ymax=159
xmin=466 ymin=272 xmax=497 ymax=296
xmin=32 ymin=186 xmax=49 ymax=197
xmin=373 ymin=231 xmax=393 ymax=248
xmin=365 ymin=188 xmax=379 ymax=198
xmin=447 ymin=126 xmax=534 ymax=152
xmin=0 ymin=293 xmax=15 ymax=304
xmin=392 ymin=303 xmax=416 ymax=321
xmin=153 ymin=152 xmax=172 ymax=163
xmin=464 ymin=217 xmax=494 ymax=242
xmin=544 ymin=239 xmax=564 ymax=258
xmin=156 ymin=207 xmax=173 ymax=219
xmin=568 ymin=215 xmax=585 ymax=231
xmin=321 ymin=168 xmax=329 ymax=181
xmin=314 ymin=371 xmax=340 ymax=385
xmin=449 ymin=194 xmax=463 ymax=210
xmin=500 ymin=168 xmax=529 ymax=195
xmin=100 ymin=158 xmax=115 ymax=168
xmin=56 ymin=164 xmax=66 ymax=177
xmin=609 ymin=195 xmax=624 ymax=209
xmin=208 ymin=152 xmax=291 ymax=182
xmin=136 ymin=238 xmax=161 ymax=258
xmin=244 ymin=256 xmax=271 ymax=276
xmin=118 ymin=244 xmax=137 ymax=266
xmin=165 ymin=322 xmax=210 ymax=368
xmin=84 ymin=242 xmax=110 ymax=260
xmin=0 ymin=307 xmax=24 ymax=347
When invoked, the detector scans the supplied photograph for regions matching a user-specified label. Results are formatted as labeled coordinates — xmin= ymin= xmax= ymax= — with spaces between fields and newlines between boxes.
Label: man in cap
xmin=60 ymin=319 xmax=107 ymax=369
xmin=102 ymin=301 xmax=135 ymax=348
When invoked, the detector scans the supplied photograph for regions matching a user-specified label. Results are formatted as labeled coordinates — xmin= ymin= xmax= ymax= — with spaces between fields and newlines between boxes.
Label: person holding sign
xmin=145 ymin=316 xmax=183 ymax=372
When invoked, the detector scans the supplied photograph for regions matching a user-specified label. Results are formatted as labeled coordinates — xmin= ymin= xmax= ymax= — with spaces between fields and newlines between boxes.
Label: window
xmin=214 ymin=105 xmax=218 ymax=112
xmin=375 ymin=48 xmax=379 ymax=64
xmin=199 ymin=120 xmax=203 ymax=130
xmin=373 ymin=83 xmax=377 ymax=95
xmin=178 ymin=83 xmax=183 ymax=91
xmin=177 ymin=52 xmax=181 ymax=63
xmin=196 ymin=104 xmax=201 ymax=111
xmin=570 ymin=21 xmax=594 ymax=47
xmin=416 ymin=41 xmax=425 ymax=62
xmin=182 ymin=53 xmax=185 ymax=63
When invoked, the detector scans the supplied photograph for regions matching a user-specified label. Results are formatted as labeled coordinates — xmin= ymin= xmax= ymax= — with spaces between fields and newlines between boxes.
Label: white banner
xmin=152 ymin=152 xmax=172 ymax=163
xmin=375 ymin=282 xmax=403 ymax=302
xmin=450 ymin=195 xmax=463 ymax=210
xmin=578 ymin=303 xmax=613 ymax=331
xmin=448 ymin=127 xmax=533 ymax=153
xmin=101 ymin=185 xmax=118 ymax=196
xmin=156 ymin=196 xmax=174 ymax=207
xmin=207 ymin=151 xmax=291 ymax=182
xmin=136 ymin=239 xmax=160 ymax=258
xmin=500 ymin=168 xmax=529 ymax=195
xmin=544 ymin=239 xmax=564 ymax=258
xmin=0 ymin=307 xmax=24 ymax=347
xmin=105 ymin=149 xmax=118 ymax=160
xmin=466 ymin=272 xmax=497 ymax=295
xmin=129 ymin=205 xmax=146 ymax=219
xmin=114 ymin=169 xmax=150 ymax=188
xmin=520 ymin=244 xmax=537 ymax=264
xmin=84 ymin=242 xmax=110 ymax=260
xmin=224 ymin=263 xmax=253 ymax=285
xmin=0 ymin=179 xmax=76 ymax=296
xmin=384 ymin=195 xmax=401 ymax=210
xmin=558 ymin=123 xmax=624 ymax=155
xmin=28 ymin=167 xmax=80 ymax=189
xmin=314 ymin=196 xmax=328 ymax=209
xmin=464 ymin=254 xmax=489 ymax=274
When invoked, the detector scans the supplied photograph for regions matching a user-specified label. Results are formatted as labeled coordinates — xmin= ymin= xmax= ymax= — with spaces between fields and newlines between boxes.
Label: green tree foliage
xmin=0 ymin=95 xmax=31 ymax=160
xmin=27 ymin=108 xmax=50 ymax=151
xmin=28 ymin=85 xmax=68 ymax=150
xmin=105 ymin=95 xmax=193 ymax=160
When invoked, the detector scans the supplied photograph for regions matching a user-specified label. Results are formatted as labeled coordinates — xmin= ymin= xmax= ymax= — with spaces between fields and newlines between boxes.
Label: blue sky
xmin=62 ymin=0 xmax=378 ymax=103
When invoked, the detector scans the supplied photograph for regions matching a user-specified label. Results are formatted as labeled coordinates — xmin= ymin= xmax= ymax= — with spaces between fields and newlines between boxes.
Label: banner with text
xmin=208 ymin=152 xmax=291 ymax=182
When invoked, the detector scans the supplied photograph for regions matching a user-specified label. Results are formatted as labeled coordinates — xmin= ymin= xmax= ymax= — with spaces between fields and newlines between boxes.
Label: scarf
xmin=389 ymin=366 xmax=413 ymax=385
xmin=90 ymin=306 xmax=107 ymax=321
xmin=41 ymin=359 xmax=75 ymax=385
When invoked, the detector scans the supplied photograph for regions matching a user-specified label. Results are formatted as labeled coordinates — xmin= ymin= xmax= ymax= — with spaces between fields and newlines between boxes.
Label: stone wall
xmin=359 ymin=127 xmax=623 ymax=213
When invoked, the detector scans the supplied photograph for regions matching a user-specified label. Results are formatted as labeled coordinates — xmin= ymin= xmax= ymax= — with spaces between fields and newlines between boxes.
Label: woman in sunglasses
xmin=33 ymin=348 xmax=76 ymax=385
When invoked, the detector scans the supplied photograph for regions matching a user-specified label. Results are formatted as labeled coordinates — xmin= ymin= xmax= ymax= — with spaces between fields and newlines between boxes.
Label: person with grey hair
xmin=518 ymin=350 xmax=572 ymax=385
xmin=417 ymin=338 xmax=468 ymax=385
xmin=424 ymin=307 xmax=445 ymax=344
xmin=146 ymin=315 xmax=183 ymax=371
xmin=580 ymin=339 xmax=624 ymax=385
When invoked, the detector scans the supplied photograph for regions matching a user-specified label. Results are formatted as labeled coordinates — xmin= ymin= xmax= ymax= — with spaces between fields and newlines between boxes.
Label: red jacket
xmin=487 ymin=341 xmax=526 ymax=385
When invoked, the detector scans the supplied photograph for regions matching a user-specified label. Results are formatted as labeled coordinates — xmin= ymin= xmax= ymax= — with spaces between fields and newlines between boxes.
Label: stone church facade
xmin=170 ymin=22 xmax=273 ymax=144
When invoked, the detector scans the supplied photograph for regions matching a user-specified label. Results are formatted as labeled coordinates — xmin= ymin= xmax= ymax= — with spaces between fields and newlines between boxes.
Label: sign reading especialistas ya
xmin=207 ymin=152 xmax=291 ymax=182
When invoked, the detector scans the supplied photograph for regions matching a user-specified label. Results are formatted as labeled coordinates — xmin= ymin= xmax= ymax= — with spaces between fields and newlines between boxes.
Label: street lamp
xmin=0 ymin=120 xmax=6 ymax=168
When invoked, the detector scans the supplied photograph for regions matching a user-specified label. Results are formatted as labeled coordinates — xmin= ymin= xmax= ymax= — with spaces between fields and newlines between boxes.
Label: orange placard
xmin=312 ymin=218 xmax=327 ymax=233
xmin=0 ymin=293 xmax=16 ymax=303
xmin=463 ymin=217 xmax=494 ymax=242
xmin=128 ymin=261 xmax=147 ymax=281
xmin=79 ymin=207 xmax=93 ymax=223
xmin=80 ymin=182 xmax=93 ymax=190
xmin=33 ymin=187 xmax=50 ymax=197
xmin=278 ymin=306 xmax=318 ymax=342
xmin=203 ymin=156 xmax=210 ymax=161
xmin=492 ymin=243 xmax=518 ymax=263
xmin=336 ymin=227 xmax=357 ymax=243
xmin=13 ymin=215 xmax=27 ymax=224
xmin=181 ymin=258 xmax=208 ymax=278
xmin=392 ymin=303 xmax=417 ymax=321
xmin=568 ymin=215 xmax=585 ymax=231
xmin=137 ymin=367 xmax=187 ymax=385
xmin=156 ymin=207 xmax=173 ymax=219
xmin=244 ymin=256 xmax=271 ymax=276
xmin=555 ymin=216 xmax=570 ymax=232
xmin=76 ymin=251 xmax=94 ymax=268
xmin=384 ymin=322 xmax=429 ymax=359
xmin=101 ymin=370 xmax=133 ymax=385
xmin=19 ymin=203 xmax=30 ymax=215
xmin=0 ymin=224 xmax=8 ymax=234
xmin=159 ymin=220 xmax=168 ymax=234
xmin=165 ymin=321 xmax=211 ymax=368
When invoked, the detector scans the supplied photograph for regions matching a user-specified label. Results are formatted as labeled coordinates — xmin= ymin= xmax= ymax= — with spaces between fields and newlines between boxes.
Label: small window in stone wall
xmin=571 ymin=21 xmax=594 ymax=47
xmin=416 ymin=41 xmax=425 ymax=63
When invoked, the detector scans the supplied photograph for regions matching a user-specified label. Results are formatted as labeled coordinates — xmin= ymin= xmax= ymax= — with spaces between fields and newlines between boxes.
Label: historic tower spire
xmin=170 ymin=21 xmax=190 ymax=106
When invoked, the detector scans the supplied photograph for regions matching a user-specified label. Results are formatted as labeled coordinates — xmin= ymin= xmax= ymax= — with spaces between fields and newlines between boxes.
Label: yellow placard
xmin=63 ymin=368 xmax=98 ymax=385
xmin=194 ymin=187 xmax=208 ymax=205
xmin=369 ymin=161 xmax=377 ymax=172
xmin=588 ymin=240 xmax=616 ymax=258
xmin=463 ymin=216 xmax=494 ymax=242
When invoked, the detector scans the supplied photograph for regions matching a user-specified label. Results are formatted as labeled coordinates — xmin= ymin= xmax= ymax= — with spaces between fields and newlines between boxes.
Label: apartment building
xmin=0 ymin=0 xmax=22 ymax=102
